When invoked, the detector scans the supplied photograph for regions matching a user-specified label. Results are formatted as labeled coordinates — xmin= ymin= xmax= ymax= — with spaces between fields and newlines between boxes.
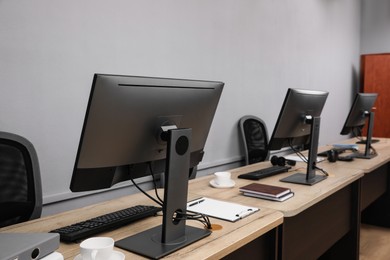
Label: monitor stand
xmin=354 ymin=111 xmax=377 ymax=159
xmin=280 ymin=116 xmax=327 ymax=186
xmin=356 ymin=139 xmax=379 ymax=144
xmin=280 ymin=173 xmax=326 ymax=185
xmin=115 ymin=129 xmax=211 ymax=259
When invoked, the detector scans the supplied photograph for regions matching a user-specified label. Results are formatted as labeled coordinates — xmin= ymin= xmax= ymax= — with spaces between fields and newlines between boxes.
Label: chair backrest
xmin=239 ymin=115 xmax=270 ymax=165
xmin=0 ymin=131 xmax=42 ymax=227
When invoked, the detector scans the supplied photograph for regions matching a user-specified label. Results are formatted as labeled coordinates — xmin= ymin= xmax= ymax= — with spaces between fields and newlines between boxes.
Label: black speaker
xmin=271 ymin=155 xmax=296 ymax=166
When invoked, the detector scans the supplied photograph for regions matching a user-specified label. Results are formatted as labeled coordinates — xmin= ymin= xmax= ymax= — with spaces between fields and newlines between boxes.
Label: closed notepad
xmin=239 ymin=183 xmax=291 ymax=198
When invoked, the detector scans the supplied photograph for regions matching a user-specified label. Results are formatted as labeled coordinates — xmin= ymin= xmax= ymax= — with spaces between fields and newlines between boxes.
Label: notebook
xmin=187 ymin=197 xmax=259 ymax=222
xmin=0 ymin=233 xmax=60 ymax=260
xmin=239 ymin=183 xmax=291 ymax=198
xmin=242 ymin=190 xmax=294 ymax=202
xmin=239 ymin=183 xmax=294 ymax=202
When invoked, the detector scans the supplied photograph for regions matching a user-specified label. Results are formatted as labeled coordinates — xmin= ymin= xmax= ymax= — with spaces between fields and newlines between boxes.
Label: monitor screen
xmin=340 ymin=93 xmax=377 ymax=135
xmin=268 ymin=88 xmax=329 ymax=185
xmin=69 ymin=74 xmax=224 ymax=258
xmin=70 ymin=74 xmax=223 ymax=192
xmin=340 ymin=92 xmax=378 ymax=159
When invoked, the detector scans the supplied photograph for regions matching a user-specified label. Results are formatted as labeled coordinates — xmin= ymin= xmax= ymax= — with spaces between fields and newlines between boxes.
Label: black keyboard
xmin=238 ymin=165 xmax=291 ymax=180
xmin=50 ymin=205 xmax=161 ymax=242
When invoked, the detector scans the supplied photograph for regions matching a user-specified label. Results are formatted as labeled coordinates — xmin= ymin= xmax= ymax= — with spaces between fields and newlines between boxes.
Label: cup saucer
xmin=74 ymin=250 xmax=125 ymax=260
xmin=209 ymin=178 xmax=235 ymax=188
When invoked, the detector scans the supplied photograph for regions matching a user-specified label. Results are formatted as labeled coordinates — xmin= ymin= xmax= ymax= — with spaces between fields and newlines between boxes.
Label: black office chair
xmin=0 ymin=131 xmax=42 ymax=228
xmin=239 ymin=115 xmax=270 ymax=165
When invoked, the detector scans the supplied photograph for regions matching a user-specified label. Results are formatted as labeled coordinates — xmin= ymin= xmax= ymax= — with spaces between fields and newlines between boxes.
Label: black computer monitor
xmin=268 ymin=88 xmax=329 ymax=185
xmin=70 ymin=74 xmax=224 ymax=258
xmin=340 ymin=93 xmax=378 ymax=159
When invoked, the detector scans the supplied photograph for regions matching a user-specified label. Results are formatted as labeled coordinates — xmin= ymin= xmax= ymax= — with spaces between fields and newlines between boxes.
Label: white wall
xmin=0 ymin=0 xmax=361 ymax=215
xmin=360 ymin=0 xmax=390 ymax=54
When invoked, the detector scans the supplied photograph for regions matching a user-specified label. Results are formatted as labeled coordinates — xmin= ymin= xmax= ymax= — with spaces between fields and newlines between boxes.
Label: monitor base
xmin=353 ymin=152 xmax=377 ymax=159
xmin=356 ymin=139 xmax=379 ymax=144
xmin=115 ymin=225 xmax=211 ymax=259
xmin=280 ymin=173 xmax=327 ymax=186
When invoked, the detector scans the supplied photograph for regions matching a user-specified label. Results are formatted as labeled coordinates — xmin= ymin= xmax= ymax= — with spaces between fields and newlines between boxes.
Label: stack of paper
xmin=239 ymin=183 xmax=294 ymax=202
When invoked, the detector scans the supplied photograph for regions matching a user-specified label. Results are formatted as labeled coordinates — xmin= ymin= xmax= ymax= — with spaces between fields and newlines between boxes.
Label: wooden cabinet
xmin=361 ymin=53 xmax=390 ymax=137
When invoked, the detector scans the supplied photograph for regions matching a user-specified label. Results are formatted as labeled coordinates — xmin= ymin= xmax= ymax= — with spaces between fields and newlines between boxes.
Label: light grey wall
xmin=0 ymin=0 xmax=361 ymax=215
xmin=361 ymin=0 xmax=390 ymax=54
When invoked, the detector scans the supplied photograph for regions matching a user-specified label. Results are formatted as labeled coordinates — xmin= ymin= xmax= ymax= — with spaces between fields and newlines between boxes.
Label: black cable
xmin=288 ymin=139 xmax=307 ymax=163
xmin=352 ymin=127 xmax=377 ymax=156
xmin=148 ymin=163 xmax=164 ymax=204
xmin=370 ymin=145 xmax=378 ymax=156
xmin=129 ymin=165 xmax=163 ymax=207
xmin=174 ymin=211 xmax=212 ymax=229
xmin=315 ymin=166 xmax=329 ymax=176
xmin=289 ymin=139 xmax=328 ymax=176
xmin=353 ymin=127 xmax=364 ymax=142
xmin=130 ymin=178 xmax=163 ymax=207
xmin=129 ymin=164 xmax=212 ymax=228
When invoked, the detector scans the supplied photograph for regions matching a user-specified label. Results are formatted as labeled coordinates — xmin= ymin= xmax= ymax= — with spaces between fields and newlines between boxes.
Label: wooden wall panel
xmin=361 ymin=53 xmax=390 ymax=137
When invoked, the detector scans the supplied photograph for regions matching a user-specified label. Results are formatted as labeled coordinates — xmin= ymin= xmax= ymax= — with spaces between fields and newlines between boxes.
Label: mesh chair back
xmin=239 ymin=116 xmax=269 ymax=165
xmin=0 ymin=132 xmax=42 ymax=227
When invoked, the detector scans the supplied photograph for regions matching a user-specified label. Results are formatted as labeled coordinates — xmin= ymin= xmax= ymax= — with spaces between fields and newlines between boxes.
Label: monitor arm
xmin=159 ymin=125 xmax=178 ymax=142
xmin=354 ymin=111 xmax=377 ymax=159
xmin=115 ymin=128 xmax=211 ymax=259
xmin=280 ymin=115 xmax=327 ymax=185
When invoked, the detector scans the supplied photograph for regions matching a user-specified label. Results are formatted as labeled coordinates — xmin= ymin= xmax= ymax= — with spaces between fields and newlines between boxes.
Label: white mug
xmin=214 ymin=171 xmax=232 ymax=186
xmin=80 ymin=237 xmax=114 ymax=260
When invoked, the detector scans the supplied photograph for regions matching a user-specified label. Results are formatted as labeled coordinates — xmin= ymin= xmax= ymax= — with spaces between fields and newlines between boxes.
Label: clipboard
xmin=186 ymin=197 xmax=259 ymax=222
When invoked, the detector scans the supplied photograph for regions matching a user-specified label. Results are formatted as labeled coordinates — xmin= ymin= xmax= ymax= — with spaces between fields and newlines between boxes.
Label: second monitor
xmin=340 ymin=92 xmax=378 ymax=159
xmin=268 ymin=88 xmax=329 ymax=185
xmin=70 ymin=74 xmax=224 ymax=259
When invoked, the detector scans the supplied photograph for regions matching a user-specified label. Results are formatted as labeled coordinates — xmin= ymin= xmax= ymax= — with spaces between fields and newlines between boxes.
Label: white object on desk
xmin=74 ymin=250 xmax=125 ymax=260
xmin=187 ymin=197 xmax=259 ymax=222
xmin=79 ymin=237 xmax=114 ymax=260
xmin=209 ymin=179 xmax=235 ymax=188
xmin=41 ymin=251 xmax=64 ymax=260
xmin=209 ymin=171 xmax=235 ymax=188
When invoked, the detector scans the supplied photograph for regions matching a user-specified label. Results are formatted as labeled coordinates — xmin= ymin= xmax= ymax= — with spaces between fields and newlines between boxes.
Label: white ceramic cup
xmin=214 ymin=171 xmax=232 ymax=186
xmin=80 ymin=237 xmax=114 ymax=260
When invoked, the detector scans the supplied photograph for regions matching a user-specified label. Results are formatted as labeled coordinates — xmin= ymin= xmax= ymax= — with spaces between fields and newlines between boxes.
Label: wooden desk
xmin=189 ymin=161 xmax=364 ymax=260
xmin=332 ymin=138 xmax=390 ymax=227
xmin=0 ymin=191 xmax=283 ymax=260
xmin=5 ymin=137 xmax=390 ymax=260
xmin=319 ymin=138 xmax=390 ymax=212
xmin=318 ymin=138 xmax=390 ymax=174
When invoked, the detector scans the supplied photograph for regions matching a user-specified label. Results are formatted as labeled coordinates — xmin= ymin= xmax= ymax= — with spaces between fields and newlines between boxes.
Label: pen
xmin=189 ymin=199 xmax=205 ymax=207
